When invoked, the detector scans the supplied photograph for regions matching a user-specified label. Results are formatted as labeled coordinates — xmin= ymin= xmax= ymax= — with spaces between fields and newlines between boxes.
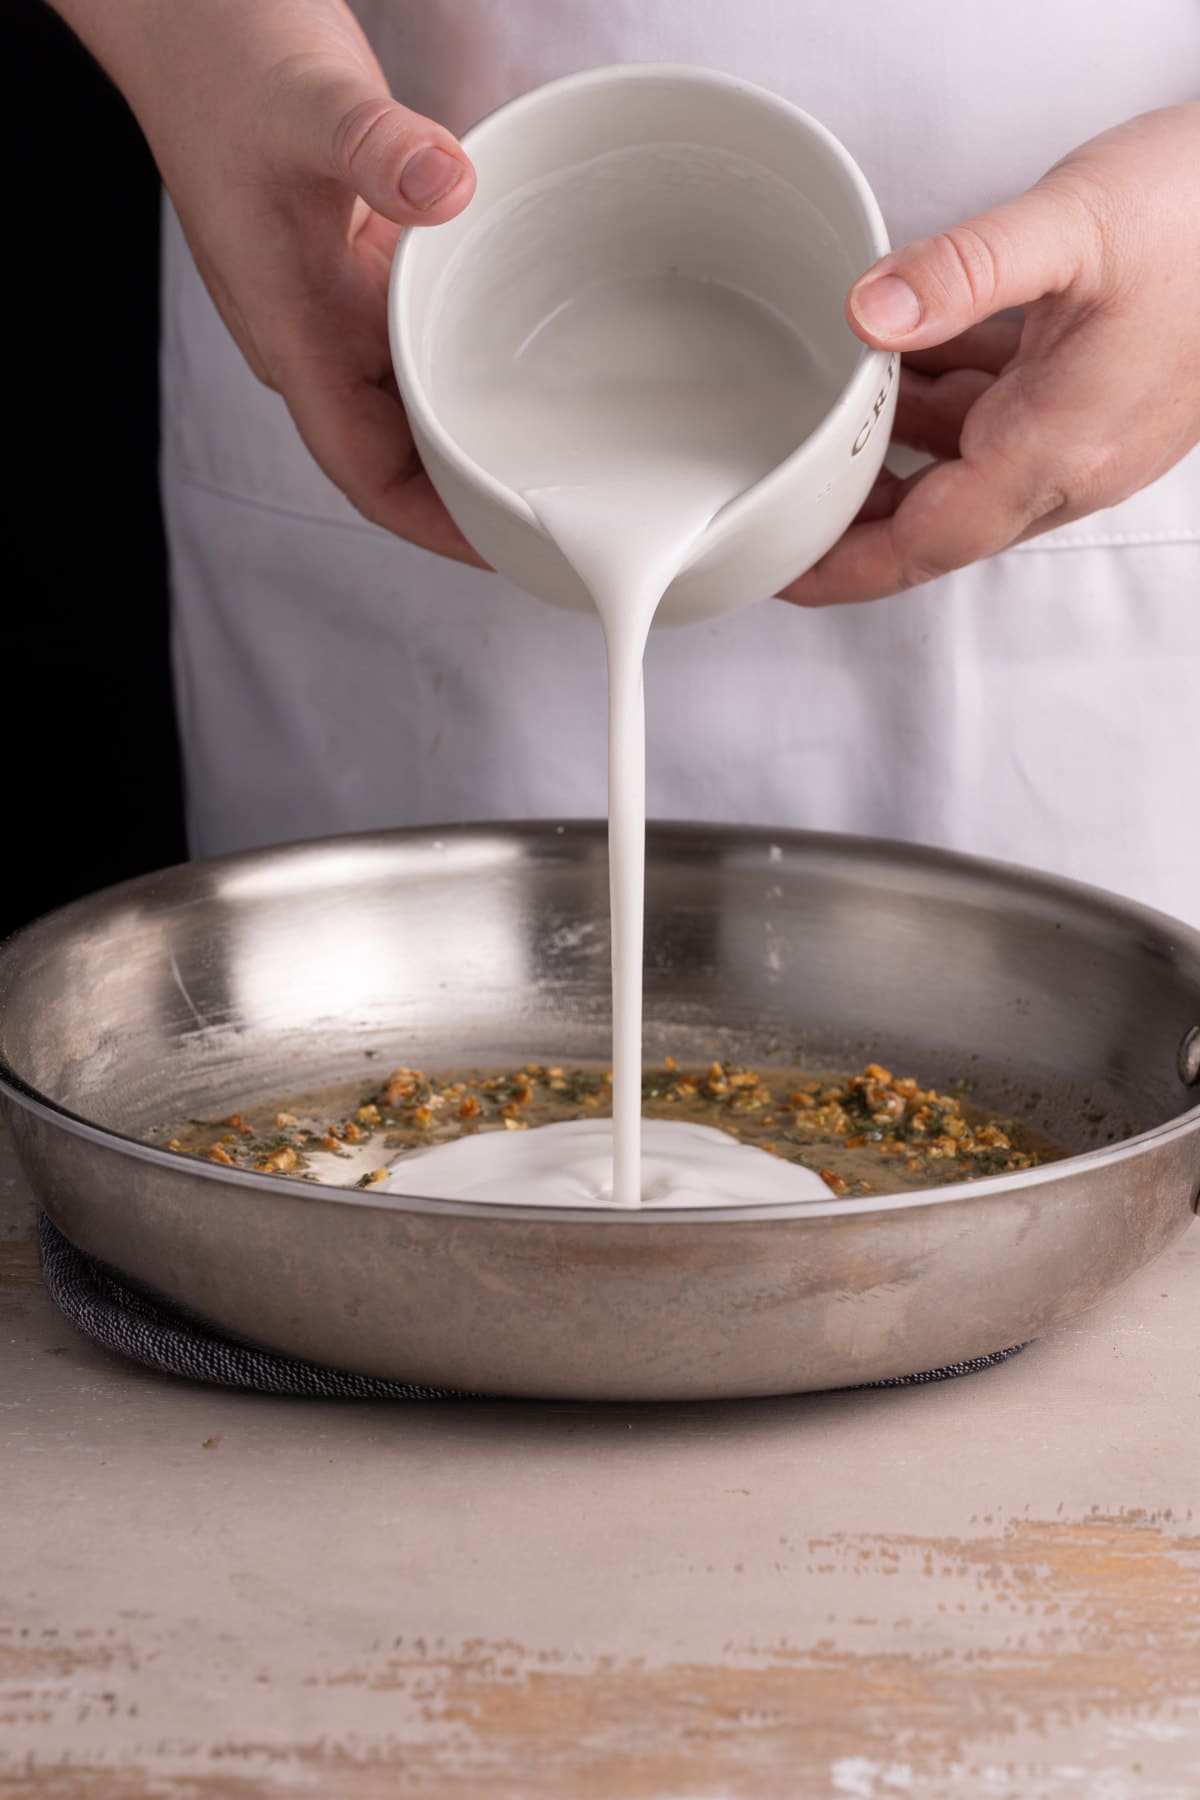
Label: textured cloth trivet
xmin=38 ymin=1212 xmax=1024 ymax=1398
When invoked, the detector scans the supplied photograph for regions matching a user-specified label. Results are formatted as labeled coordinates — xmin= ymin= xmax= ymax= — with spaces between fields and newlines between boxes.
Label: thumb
xmin=846 ymin=178 xmax=1097 ymax=350
xmin=282 ymin=65 xmax=476 ymax=226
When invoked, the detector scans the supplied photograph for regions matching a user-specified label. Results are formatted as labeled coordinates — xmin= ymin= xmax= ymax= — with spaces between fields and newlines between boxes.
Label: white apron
xmin=160 ymin=0 xmax=1200 ymax=925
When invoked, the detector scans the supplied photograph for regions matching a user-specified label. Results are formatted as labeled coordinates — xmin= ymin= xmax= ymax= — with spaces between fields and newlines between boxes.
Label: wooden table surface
xmin=2 ymin=1114 xmax=1198 ymax=1799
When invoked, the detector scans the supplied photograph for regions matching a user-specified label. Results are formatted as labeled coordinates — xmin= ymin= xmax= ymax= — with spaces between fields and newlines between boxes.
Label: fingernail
xmin=400 ymin=145 xmax=464 ymax=210
xmin=851 ymin=273 xmax=922 ymax=339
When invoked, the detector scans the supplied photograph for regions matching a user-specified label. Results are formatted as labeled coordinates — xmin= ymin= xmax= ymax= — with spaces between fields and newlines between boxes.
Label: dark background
xmin=8 ymin=0 xmax=186 ymax=941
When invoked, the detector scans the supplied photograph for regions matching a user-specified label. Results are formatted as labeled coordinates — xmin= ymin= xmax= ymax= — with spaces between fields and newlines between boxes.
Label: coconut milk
xmin=387 ymin=271 xmax=836 ymax=1208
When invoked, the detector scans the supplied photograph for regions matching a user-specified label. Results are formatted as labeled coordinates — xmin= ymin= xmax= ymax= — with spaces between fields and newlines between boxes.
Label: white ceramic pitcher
xmin=389 ymin=64 xmax=896 ymax=626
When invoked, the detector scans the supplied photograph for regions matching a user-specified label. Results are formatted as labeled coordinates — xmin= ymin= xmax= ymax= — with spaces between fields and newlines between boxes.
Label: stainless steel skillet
xmin=1 ymin=824 xmax=1197 ymax=1399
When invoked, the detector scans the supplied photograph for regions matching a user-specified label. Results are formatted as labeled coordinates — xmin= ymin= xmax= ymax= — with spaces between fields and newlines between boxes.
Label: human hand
xmin=781 ymin=104 xmax=1200 ymax=607
xmin=65 ymin=0 xmax=480 ymax=560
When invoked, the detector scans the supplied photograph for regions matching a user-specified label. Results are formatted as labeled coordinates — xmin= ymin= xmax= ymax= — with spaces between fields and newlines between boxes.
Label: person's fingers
xmin=853 ymin=467 xmax=910 ymax=525
xmin=901 ymin=317 xmax=1022 ymax=376
xmin=275 ymin=61 xmax=476 ymax=226
xmin=281 ymin=361 xmax=484 ymax=563
xmin=893 ymin=367 xmax=995 ymax=460
xmin=845 ymin=177 xmax=1100 ymax=353
xmin=349 ymin=198 xmax=405 ymax=277
xmin=779 ymin=444 xmax=1064 ymax=609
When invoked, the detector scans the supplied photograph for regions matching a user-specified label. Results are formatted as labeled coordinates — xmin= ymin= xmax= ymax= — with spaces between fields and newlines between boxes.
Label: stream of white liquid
xmin=386 ymin=273 xmax=838 ymax=1209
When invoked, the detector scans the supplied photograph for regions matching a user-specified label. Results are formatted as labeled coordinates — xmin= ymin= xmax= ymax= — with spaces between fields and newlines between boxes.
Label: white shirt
xmin=160 ymin=0 xmax=1200 ymax=922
